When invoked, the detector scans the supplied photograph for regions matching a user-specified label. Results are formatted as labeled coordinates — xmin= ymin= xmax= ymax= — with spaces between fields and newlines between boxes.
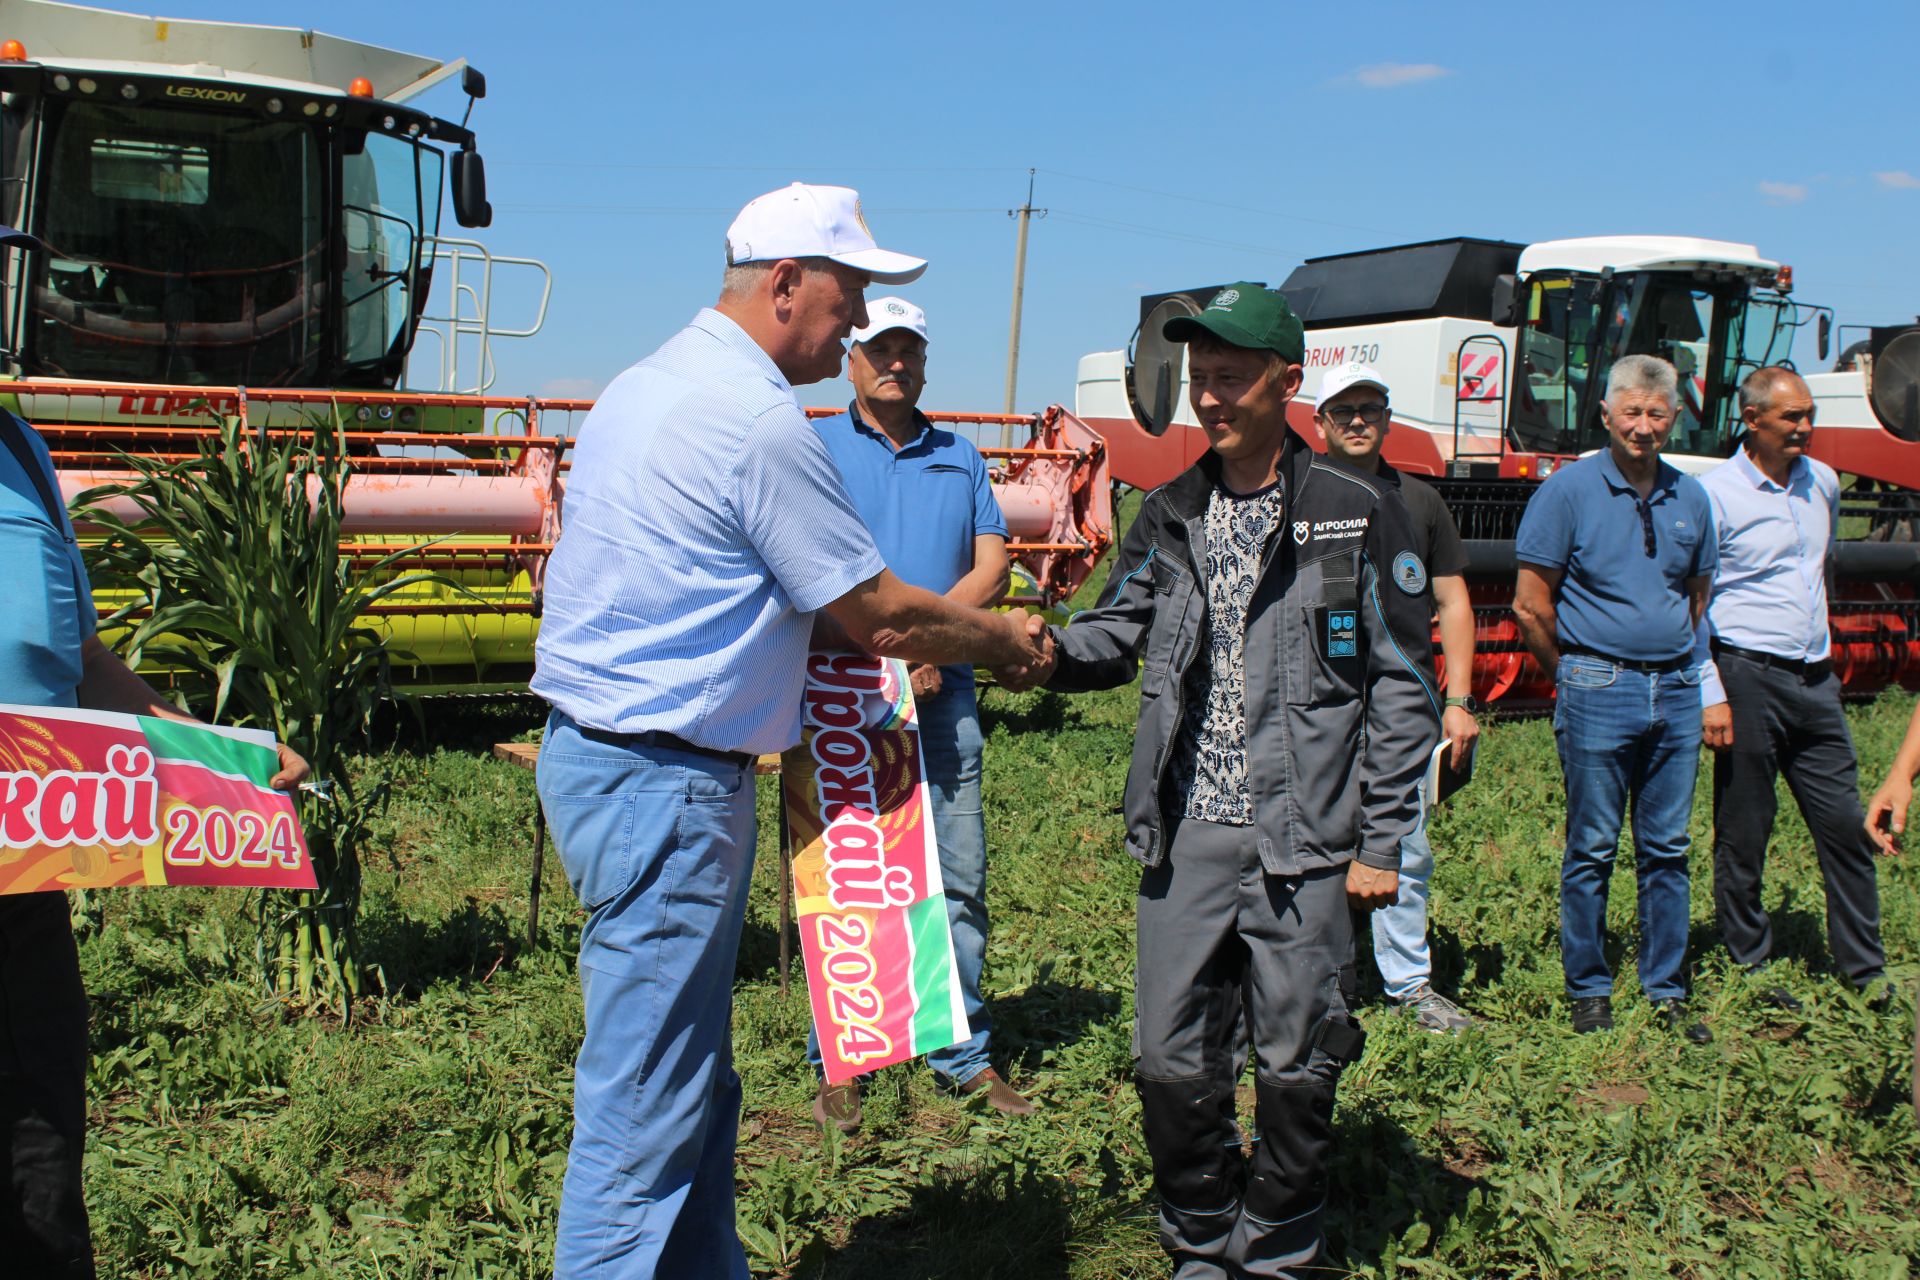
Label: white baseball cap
xmin=850 ymin=296 xmax=929 ymax=345
xmin=725 ymin=183 xmax=927 ymax=285
xmin=1316 ymin=362 xmax=1391 ymax=410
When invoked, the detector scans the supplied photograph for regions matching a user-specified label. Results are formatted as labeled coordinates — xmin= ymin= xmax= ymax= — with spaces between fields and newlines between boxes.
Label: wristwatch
xmin=1444 ymin=695 xmax=1480 ymax=714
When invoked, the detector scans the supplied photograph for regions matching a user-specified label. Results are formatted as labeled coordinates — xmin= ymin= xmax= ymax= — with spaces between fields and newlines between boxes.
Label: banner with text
xmin=783 ymin=652 xmax=968 ymax=1085
xmin=0 ymin=705 xmax=314 ymax=895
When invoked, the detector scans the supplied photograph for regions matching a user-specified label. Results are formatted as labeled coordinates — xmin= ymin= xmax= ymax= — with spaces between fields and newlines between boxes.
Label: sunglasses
xmin=1636 ymin=497 xmax=1656 ymax=558
xmin=1323 ymin=402 xmax=1388 ymax=427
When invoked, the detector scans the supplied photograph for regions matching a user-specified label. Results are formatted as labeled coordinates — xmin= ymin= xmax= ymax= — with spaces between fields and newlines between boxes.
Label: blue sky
xmin=78 ymin=0 xmax=1920 ymax=413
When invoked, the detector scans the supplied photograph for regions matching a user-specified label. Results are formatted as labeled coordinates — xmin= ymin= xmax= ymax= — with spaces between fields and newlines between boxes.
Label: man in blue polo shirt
xmin=1512 ymin=354 xmax=1718 ymax=1043
xmin=807 ymin=297 xmax=1032 ymax=1130
xmin=0 ymin=226 xmax=309 ymax=1278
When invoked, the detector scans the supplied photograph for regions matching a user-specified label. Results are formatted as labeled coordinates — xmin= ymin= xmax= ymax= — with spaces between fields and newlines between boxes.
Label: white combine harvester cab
xmin=0 ymin=0 xmax=548 ymax=397
xmin=1082 ymin=234 xmax=1835 ymax=486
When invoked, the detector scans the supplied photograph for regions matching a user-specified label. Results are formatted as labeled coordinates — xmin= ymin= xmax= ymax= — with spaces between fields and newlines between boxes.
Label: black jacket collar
xmin=1162 ymin=428 xmax=1315 ymax=522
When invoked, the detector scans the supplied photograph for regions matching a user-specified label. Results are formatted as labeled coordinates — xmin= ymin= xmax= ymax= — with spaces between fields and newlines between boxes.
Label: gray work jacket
xmin=1046 ymin=431 xmax=1440 ymax=875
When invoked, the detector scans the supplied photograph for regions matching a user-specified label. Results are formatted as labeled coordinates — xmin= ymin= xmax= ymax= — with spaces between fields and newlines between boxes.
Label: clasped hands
xmin=991 ymin=609 xmax=1057 ymax=691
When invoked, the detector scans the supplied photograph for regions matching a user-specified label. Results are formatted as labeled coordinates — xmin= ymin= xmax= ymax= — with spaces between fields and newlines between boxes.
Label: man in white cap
xmin=1312 ymin=364 xmax=1479 ymax=1034
xmin=532 ymin=185 xmax=1052 ymax=1279
xmin=805 ymin=298 xmax=1032 ymax=1131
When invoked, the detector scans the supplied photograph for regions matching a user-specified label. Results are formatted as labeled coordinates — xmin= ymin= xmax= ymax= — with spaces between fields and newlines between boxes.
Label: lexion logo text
xmin=165 ymin=85 xmax=247 ymax=103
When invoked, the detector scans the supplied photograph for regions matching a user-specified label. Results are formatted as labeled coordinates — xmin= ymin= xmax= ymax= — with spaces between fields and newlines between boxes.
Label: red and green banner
xmin=782 ymin=652 xmax=968 ymax=1084
xmin=0 ymin=704 xmax=313 ymax=895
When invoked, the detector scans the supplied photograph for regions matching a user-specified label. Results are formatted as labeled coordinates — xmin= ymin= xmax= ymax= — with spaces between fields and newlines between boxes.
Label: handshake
xmin=991 ymin=609 xmax=1057 ymax=692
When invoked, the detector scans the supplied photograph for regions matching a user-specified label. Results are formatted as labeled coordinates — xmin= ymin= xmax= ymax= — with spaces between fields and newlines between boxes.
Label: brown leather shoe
xmin=812 ymin=1080 xmax=861 ymax=1134
xmin=956 ymin=1068 xmax=1035 ymax=1116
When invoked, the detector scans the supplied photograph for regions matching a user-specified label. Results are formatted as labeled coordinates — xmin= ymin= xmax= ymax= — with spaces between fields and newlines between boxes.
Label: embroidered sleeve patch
xmin=1391 ymin=549 xmax=1428 ymax=596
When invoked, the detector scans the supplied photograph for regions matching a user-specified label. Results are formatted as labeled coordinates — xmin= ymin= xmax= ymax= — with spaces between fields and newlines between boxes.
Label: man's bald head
xmin=1738 ymin=365 xmax=1810 ymax=416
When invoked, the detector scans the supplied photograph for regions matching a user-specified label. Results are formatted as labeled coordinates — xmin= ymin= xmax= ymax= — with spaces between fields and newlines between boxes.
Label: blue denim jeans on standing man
xmin=538 ymin=710 xmax=756 ymax=1280
xmin=1371 ymin=778 xmax=1433 ymax=1001
xmin=807 ymin=685 xmax=993 ymax=1084
xmin=1553 ymin=654 xmax=1703 ymax=1002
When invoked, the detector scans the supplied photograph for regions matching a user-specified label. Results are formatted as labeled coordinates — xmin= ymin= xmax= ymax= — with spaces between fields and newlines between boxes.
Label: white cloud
xmin=1339 ymin=62 xmax=1452 ymax=89
xmin=1875 ymin=170 xmax=1920 ymax=190
xmin=1757 ymin=180 xmax=1808 ymax=205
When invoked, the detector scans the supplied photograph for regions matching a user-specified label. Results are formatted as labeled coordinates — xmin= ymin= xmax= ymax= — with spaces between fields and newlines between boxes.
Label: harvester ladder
xmin=1452 ymin=333 xmax=1509 ymax=469
xmin=411 ymin=237 xmax=554 ymax=395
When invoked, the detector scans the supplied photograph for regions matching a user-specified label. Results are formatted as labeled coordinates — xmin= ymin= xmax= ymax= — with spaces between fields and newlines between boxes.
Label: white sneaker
xmin=1395 ymin=984 xmax=1475 ymax=1034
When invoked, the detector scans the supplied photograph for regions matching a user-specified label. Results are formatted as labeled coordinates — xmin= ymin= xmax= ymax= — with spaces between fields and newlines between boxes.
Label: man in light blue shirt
xmin=1694 ymin=366 xmax=1885 ymax=1007
xmin=532 ymin=184 xmax=1052 ymax=1280
xmin=806 ymin=298 xmax=1030 ymax=1128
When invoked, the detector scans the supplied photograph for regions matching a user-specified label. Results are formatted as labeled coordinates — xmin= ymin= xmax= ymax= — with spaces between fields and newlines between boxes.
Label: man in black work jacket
xmin=1004 ymin=284 xmax=1438 ymax=1277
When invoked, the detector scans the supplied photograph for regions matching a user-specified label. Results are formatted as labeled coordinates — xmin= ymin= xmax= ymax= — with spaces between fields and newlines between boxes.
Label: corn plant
xmin=77 ymin=410 xmax=452 ymax=1011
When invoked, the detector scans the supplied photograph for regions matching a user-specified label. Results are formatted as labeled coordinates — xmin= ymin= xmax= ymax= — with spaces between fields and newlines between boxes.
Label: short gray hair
xmin=1605 ymin=353 xmax=1680 ymax=408
xmin=1739 ymin=365 xmax=1807 ymax=414
xmin=720 ymin=260 xmax=774 ymax=300
xmin=719 ymin=254 xmax=839 ymax=300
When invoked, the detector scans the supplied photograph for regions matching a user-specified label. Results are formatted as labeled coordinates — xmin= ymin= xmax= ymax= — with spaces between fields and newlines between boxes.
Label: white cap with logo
xmin=1316 ymin=361 xmax=1391 ymax=410
xmin=850 ymin=296 xmax=928 ymax=345
xmin=725 ymin=183 xmax=927 ymax=285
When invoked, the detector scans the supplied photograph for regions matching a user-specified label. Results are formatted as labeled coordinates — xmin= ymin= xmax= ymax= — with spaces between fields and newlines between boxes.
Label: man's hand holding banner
xmin=0 ymin=704 xmax=314 ymax=894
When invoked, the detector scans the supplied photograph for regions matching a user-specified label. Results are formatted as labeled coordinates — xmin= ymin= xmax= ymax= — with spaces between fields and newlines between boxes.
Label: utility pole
xmin=1003 ymin=169 xmax=1046 ymax=415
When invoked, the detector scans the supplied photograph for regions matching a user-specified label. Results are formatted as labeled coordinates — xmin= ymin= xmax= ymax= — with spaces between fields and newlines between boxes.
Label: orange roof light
xmin=347 ymin=76 xmax=373 ymax=98
xmin=1776 ymin=264 xmax=1794 ymax=293
xmin=0 ymin=39 xmax=27 ymax=61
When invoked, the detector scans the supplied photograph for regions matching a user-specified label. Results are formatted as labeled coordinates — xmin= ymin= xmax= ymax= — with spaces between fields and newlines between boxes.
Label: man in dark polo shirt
xmin=1512 ymin=354 xmax=1718 ymax=1042
xmin=1312 ymin=363 xmax=1478 ymax=1034
xmin=808 ymin=297 xmax=1032 ymax=1128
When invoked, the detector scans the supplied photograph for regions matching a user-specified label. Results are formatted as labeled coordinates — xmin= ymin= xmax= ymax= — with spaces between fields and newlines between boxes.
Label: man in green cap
xmin=1004 ymin=284 xmax=1438 ymax=1277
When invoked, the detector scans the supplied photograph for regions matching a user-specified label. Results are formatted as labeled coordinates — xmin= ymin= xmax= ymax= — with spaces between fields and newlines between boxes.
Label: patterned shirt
xmin=1172 ymin=482 xmax=1286 ymax=824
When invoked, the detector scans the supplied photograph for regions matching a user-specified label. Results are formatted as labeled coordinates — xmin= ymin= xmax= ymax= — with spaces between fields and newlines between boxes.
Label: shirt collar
xmin=1733 ymin=444 xmax=1805 ymax=494
xmin=847 ymin=401 xmax=933 ymax=449
xmin=1597 ymin=446 xmax=1678 ymax=500
xmin=689 ymin=307 xmax=792 ymax=396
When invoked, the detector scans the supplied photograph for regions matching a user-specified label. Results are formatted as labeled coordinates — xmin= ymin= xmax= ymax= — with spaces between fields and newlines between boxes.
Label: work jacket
xmin=1046 ymin=430 xmax=1439 ymax=875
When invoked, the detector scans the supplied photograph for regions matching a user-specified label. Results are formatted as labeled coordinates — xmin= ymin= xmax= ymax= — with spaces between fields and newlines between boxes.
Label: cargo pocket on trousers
xmin=544 ymin=790 xmax=642 ymax=911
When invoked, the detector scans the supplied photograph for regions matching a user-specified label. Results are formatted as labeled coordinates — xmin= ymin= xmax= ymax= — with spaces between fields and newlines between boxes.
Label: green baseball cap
xmin=1163 ymin=283 xmax=1305 ymax=363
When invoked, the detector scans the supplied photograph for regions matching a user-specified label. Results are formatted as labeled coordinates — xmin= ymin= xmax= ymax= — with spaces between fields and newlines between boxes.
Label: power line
xmin=1050 ymin=210 xmax=1298 ymax=258
xmin=1040 ymin=167 xmax=1397 ymax=238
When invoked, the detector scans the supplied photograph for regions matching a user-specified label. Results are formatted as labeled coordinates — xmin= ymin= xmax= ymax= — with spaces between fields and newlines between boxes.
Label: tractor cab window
xmin=1510 ymin=274 xmax=1603 ymax=454
xmin=1511 ymin=271 xmax=1745 ymax=458
xmin=28 ymin=98 xmax=325 ymax=385
xmin=338 ymin=132 xmax=440 ymax=386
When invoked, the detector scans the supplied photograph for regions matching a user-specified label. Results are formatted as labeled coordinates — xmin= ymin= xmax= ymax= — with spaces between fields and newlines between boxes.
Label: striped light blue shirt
xmin=1692 ymin=448 xmax=1837 ymax=707
xmin=532 ymin=309 xmax=885 ymax=753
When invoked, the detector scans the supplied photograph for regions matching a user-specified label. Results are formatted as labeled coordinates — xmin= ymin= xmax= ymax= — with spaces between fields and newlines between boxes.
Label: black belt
xmin=1560 ymin=645 xmax=1691 ymax=674
xmin=576 ymin=725 xmax=754 ymax=770
xmin=1711 ymin=640 xmax=1833 ymax=681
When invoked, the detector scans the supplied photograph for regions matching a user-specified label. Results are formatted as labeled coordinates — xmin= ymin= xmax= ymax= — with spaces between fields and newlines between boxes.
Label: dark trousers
xmin=1711 ymin=655 xmax=1885 ymax=987
xmin=1134 ymin=817 xmax=1364 ymax=1280
xmin=0 ymin=892 xmax=94 ymax=1278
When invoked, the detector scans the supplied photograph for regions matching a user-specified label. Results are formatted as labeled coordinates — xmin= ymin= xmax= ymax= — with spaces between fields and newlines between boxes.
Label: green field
xmin=73 ymin=675 xmax=1918 ymax=1278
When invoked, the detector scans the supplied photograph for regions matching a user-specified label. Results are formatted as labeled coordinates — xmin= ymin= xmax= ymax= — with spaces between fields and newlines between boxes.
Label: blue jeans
xmin=807 ymin=686 xmax=993 ymax=1084
xmin=1552 ymin=655 xmax=1702 ymax=1001
xmin=1371 ymin=779 xmax=1432 ymax=1000
xmin=538 ymin=711 xmax=755 ymax=1280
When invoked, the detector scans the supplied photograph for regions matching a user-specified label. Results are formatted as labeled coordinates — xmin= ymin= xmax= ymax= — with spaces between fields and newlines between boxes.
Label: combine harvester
xmin=1077 ymin=235 xmax=1920 ymax=708
xmin=0 ymin=0 xmax=1112 ymax=690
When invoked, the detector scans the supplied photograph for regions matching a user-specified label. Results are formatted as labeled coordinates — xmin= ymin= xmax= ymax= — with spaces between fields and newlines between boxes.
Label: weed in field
xmin=70 ymin=521 xmax=1920 ymax=1277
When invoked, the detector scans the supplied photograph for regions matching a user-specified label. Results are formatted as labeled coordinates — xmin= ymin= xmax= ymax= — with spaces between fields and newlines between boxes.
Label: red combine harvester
xmin=1076 ymin=235 xmax=1920 ymax=708
xmin=0 ymin=0 xmax=1112 ymax=690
